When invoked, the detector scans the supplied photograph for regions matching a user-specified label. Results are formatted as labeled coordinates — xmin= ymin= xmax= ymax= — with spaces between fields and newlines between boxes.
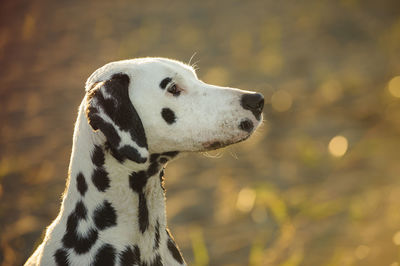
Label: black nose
xmin=241 ymin=93 xmax=264 ymax=120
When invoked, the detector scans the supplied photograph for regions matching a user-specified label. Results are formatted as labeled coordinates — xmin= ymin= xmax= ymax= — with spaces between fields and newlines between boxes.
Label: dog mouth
xmin=202 ymin=134 xmax=251 ymax=151
xmin=201 ymin=117 xmax=261 ymax=151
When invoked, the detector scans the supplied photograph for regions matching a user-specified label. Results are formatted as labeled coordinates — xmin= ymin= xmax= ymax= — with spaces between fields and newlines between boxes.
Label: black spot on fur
xmin=160 ymin=77 xmax=172 ymax=89
xmin=92 ymin=145 xmax=105 ymax=167
xmin=72 ymin=228 xmax=98 ymax=254
xmin=167 ymin=239 xmax=184 ymax=264
xmin=150 ymin=254 xmax=163 ymax=266
xmin=76 ymin=172 xmax=87 ymax=196
xmin=154 ymin=220 xmax=160 ymax=250
xmin=62 ymin=202 xmax=98 ymax=254
xmin=129 ymin=171 xmax=148 ymax=192
xmin=129 ymin=167 xmax=164 ymax=234
xmin=147 ymin=162 xmax=161 ymax=177
xmin=85 ymin=106 xmax=99 ymax=130
xmin=133 ymin=246 xmax=141 ymax=264
xmin=101 ymin=121 xmax=122 ymax=147
xmin=119 ymin=145 xmax=147 ymax=163
xmin=106 ymin=142 xmax=124 ymax=163
xmin=119 ymin=245 xmax=141 ymax=266
xmin=93 ymin=200 xmax=117 ymax=230
xmin=166 ymin=230 xmax=184 ymax=264
xmin=92 ymin=244 xmax=116 ymax=266
xmin=161 ymin=108 xmax=176 ymax=124
xmin=138 ymin=192 xmax=149 ymax=233
xmin=75 ymin=201 xmax=87 ymax=219
xmin=92 ymin=168 xmax=110 ymax=192
xmin=54 ymin=248 xmax=69 ymax=266
xmin=150 ymin=153 xmax=160 ymax=163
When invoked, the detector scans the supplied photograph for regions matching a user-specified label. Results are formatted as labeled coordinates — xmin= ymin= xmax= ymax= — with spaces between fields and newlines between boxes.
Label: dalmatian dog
xmin=25 ymin=57 xmax=264 ymax=266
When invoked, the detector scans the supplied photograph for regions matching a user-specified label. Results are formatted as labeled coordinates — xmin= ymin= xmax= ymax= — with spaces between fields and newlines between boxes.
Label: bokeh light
xmin=236 ymin=187 xmax=256 ymax=213
xmin=388 ymin=76 xmax=400 ymax=98
xmin=392 ymin=231 xmax=400 ymax=245
xmin=328 ymin=135 xmax=348 ymax=157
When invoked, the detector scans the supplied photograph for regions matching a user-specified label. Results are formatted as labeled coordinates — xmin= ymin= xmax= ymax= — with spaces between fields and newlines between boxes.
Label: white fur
xmin=25 ymin=57 xmax=262 ymax=266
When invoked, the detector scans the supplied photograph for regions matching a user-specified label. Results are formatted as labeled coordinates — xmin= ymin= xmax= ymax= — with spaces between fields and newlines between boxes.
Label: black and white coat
xmin=25 ymin=58 xmax=264 ymax=266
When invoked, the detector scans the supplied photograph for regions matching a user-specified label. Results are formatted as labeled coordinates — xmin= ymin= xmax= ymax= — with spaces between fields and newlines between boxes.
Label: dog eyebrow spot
xmin=161 ymin=108 xmax=176 ymax=124
xmin=159 ymin=77 xmax=172 ymax=90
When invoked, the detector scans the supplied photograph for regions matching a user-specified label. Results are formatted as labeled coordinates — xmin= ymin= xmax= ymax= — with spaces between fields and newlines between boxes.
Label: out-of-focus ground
xmin=1 ymin=0 xmax=400 ymax=265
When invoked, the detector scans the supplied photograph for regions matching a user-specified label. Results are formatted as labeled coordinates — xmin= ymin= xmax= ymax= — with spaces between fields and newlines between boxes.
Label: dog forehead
xmin=136 ymin=59 xmax=197 ymax=83
xmin=86 ymin=58 xmax=196 ymax=91
xmin=153 ymin=58 xmax=196 ymax=75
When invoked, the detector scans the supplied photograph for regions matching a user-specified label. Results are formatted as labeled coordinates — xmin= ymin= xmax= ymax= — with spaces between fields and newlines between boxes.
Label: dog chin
xmin=202 ymin=134 xmax=251 ymax=151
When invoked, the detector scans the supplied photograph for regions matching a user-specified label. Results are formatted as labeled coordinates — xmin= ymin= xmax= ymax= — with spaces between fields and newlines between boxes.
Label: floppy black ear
xmin=85 ymin=73 xmax=148 ymax=163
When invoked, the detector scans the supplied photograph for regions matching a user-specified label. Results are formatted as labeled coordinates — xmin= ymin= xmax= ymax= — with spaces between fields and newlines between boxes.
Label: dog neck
xmin=56 ymin=102 xmax=185 ymax=265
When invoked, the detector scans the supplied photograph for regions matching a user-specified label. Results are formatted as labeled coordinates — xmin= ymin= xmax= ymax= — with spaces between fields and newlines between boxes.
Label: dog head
xmin=85 ymin=58 xmax=264 ymax=162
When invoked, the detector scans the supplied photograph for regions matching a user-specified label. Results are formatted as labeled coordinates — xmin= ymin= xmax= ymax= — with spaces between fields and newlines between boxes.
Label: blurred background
xmin=1 ymin=0 xmax=400 ymax=265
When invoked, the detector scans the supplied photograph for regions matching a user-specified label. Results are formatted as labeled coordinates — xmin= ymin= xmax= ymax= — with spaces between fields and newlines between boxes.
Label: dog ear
xmin=85 ymin=73 xmax=148 ymax=163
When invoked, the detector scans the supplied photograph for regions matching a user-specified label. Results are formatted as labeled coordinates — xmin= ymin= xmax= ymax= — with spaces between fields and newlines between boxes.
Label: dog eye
xmin=167 ymin=84 xmax=181 ymax=96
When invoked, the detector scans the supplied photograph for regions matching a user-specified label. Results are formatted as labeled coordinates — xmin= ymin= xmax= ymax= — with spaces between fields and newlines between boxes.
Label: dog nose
xmin=241 ymin=93 xmax=264 ymax=120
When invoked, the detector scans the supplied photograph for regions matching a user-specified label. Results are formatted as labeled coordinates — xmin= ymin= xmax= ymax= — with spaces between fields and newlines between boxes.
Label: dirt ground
xmin=1 ymin=0 xmax=400 ymax=265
